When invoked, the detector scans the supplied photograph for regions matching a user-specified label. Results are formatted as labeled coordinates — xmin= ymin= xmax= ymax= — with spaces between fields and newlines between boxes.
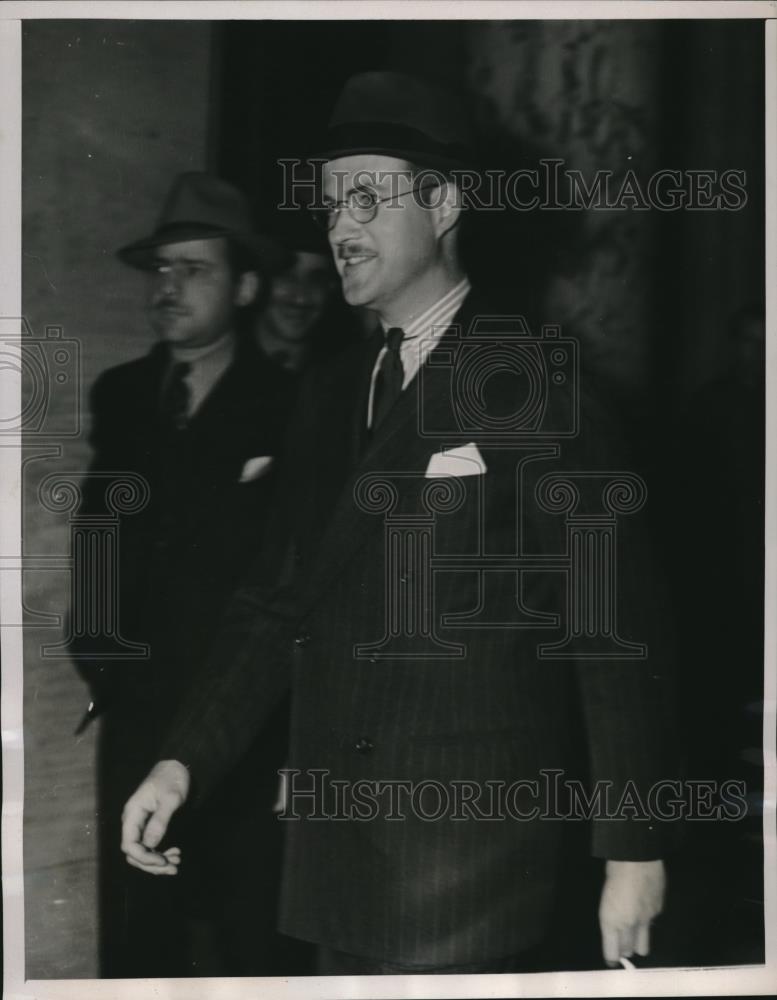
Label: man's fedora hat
xmin=117 ymin=172 xmax=290 ymax=272
xmin=261 ymin=159 xmax=331 ymax=258
xmin=313 ymin=71 xmax=475 ymax=171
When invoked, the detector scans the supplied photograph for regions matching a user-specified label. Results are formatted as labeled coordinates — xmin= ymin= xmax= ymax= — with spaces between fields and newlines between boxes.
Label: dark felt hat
xmin=262 ymin=210 xmax=331 ymax=258
xmin=117 ymin=172 xmax=290 ymax=272
xmin=313 ymin=71 xmax=475 ymax=171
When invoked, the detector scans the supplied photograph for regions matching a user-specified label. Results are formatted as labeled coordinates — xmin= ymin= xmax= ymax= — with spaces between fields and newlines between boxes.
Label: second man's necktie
xmin=371 ymin=327 xmax=404 ymax=431
xmin=160 ymin=361 xmax=191 ymax=432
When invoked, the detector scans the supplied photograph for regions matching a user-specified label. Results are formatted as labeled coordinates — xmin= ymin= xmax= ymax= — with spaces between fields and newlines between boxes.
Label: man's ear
xmin=235 ymin=270 xmax=261 ymax=307
xmin=432 ymin=181 xmax=462 ymax=240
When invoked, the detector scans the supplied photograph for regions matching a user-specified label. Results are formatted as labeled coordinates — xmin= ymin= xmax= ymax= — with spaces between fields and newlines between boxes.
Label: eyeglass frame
xmin=311 ymin=179 xmax=441 ymax=232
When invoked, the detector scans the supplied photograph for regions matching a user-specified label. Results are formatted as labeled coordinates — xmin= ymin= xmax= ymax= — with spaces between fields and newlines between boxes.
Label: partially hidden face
xmin=322 ymin=154 xmax=441 ymax=318
xmin=262 ymin=251 xmax=336 ymax=343
xmin=145 ymin=237 xmax=253 ymax=348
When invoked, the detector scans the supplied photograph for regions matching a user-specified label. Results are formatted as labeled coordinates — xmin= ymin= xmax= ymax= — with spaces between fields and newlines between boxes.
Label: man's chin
xmin=342 ymin=284 xmax=374 ymax=310
xmin=272 ymin=313 xmax=317 ymax=341
xmin=275 ymin=328 xmax=312 ymax=344
xmin=155 ymin=326 xmax=196 ymax=345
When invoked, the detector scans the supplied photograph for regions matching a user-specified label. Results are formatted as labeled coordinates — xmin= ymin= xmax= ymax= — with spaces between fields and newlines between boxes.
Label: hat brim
xmin=316 ymin=145 xmax=472 ymax=174
xmin=117 ymin=223 xmax=291 ymax=273
xmin=311 ymin=122 xmax=475 ymax=173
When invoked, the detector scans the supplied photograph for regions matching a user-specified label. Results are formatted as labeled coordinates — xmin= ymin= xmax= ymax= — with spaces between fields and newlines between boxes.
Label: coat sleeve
xmin=575 ymin=547 xmax=680 ymax=861
xmin=69 ymin=370 xmax=120 ymax=702
xmin=158 ymin=582 xmax=295 ymax=805
xmin=535 ymin=383 xmax=681 ymax=860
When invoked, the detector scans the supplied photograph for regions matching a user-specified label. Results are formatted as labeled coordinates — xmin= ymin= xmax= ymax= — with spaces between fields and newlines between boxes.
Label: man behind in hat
xmin=122 ymin=79 xmax=676 ymax=974
xmin=73 ymin=172 xmax=310 ymax=976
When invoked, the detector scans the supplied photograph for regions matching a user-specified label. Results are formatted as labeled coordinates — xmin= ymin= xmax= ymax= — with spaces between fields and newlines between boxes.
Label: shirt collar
xmin=170 ymin=330 xmax=235 ymax=370
xmin=382 ymin=277 xmax=471 ymax=344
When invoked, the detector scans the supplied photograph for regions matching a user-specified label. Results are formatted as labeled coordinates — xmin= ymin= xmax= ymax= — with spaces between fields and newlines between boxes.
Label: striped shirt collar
xmin=382 ymin=276 xmax=471 ymax=343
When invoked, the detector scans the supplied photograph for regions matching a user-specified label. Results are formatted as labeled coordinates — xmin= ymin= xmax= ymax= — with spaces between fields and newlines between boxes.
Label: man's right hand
xmin=121 ymin=759 xmax=190 ymax=875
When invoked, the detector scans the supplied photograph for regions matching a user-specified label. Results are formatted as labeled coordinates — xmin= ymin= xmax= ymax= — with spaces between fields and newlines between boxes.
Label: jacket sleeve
xmin=575 ymin=543 xmax=680 ymax=861
xmin=538 ymin=382 xmax=681 ymax=860
xmin=79 ymin=370 xmax=120 ymax=513
xmin=158 ymin=582 xmax=295 ymax=805
xmin=69 ymin=371 xmax=119 ymax=702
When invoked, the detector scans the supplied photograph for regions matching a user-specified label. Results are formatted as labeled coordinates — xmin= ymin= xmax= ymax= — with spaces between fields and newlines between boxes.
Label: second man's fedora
xmin=312 ymin=71 xmax=476 ymax=171
xmin=118 ymin=172 xmax=290 ymax=272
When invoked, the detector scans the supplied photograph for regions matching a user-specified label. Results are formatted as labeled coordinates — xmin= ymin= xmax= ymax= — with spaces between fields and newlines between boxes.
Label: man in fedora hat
xmin=122 ymin=78 xmax=676 ymax=974
xmin=73 ymin=172 xmax=310 ymax=976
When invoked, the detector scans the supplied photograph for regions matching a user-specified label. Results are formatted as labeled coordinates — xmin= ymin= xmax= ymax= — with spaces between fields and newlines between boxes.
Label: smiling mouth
xmin=277 ymin=306 xmax=313 ymax=321
xmin=341 ymin=254 xmax=375 ymax=270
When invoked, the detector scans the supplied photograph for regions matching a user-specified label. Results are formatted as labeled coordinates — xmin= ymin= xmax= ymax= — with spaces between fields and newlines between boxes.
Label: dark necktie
xmin=160 ymin=361 xmax=191 ymax=431
xmin=371 ymin=327 xmax=404 ymax=431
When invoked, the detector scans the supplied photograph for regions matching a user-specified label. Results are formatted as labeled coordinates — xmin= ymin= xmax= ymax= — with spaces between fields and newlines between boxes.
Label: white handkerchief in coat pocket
xmin=238 ymin=455 xmax=274 ymax=483
xmin=424 ymin=442 xmax=486 ymax=478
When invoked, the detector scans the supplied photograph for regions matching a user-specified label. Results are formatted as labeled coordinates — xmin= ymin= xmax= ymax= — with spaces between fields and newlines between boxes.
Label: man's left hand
xmin=599 ymin=859 xmax=665 ymax=966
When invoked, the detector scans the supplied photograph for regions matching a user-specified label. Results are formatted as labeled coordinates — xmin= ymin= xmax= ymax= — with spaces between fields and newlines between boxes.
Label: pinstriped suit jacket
xmin=165 ymin=292 xmax=677 ymax=966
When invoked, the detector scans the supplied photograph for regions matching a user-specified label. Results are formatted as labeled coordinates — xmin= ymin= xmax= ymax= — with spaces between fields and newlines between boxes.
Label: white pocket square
xmin=238 ymin=455 xmax=274 ymax=483
xmin=424 ymin=442 xmax=486 ymax=478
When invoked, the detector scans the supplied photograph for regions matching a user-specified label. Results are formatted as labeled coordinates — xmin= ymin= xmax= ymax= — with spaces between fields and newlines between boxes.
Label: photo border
xmin=2 ymin=3 xmax=774 ymax=998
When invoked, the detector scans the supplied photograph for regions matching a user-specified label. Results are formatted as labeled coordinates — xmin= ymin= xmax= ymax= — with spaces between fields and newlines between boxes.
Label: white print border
xmin=1 ymin=6 xmax=775 ymax=1000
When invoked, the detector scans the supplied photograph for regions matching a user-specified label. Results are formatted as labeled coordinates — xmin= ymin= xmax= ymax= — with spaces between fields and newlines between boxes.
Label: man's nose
xmin=329 ymin=205 xmax=361 ymax=244
xmin=288 ymin=286 xmax=311 ymax=306
xmin=156 ymin=266 xmax=181 ymax=298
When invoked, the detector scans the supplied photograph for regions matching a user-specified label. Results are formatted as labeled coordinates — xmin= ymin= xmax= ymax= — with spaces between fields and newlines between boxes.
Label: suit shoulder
xmin=296 ymin=334 xmax=370 ymax=399
xmin=95 ymin=351 xmax=160 ymax=387
xmin=91 ymin=348 xmax=162 ymax=396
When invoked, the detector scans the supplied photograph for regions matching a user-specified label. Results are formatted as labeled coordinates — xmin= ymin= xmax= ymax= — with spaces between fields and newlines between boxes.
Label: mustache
xmin=153 ymin=296 xmax=186 ymax=310
xmin=337 ymin=245 xmax=376 ymax=261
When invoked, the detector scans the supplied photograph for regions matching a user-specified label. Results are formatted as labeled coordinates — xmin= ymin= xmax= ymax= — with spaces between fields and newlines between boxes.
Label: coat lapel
xmin=299 ymin=294 xmax=480 ymax=613
xmin=350 ymin=328 xmax=385 ymax=464
xmin=184 ymin=350 xmax=244 ymax=442
xmin=136 ymin=343 xmax=170 ymax=426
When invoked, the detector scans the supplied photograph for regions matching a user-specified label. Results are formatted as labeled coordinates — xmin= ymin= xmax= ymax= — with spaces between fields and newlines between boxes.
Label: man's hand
xmin=599 ymin=859 xmax=665 ymax=966
xmin=121 ymin=759 xmax=190 ymax=875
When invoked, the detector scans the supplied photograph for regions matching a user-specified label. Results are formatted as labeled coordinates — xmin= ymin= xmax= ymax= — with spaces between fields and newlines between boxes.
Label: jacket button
xmin=354 ymin=736 xmax=375 ymax=755
xmin=294 ymin=632 xmax=311 ymax=648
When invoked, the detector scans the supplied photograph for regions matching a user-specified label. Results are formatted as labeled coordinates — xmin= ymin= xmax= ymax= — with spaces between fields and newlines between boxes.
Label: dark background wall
xmin=21 ymin=16 xmax=765 ymax=978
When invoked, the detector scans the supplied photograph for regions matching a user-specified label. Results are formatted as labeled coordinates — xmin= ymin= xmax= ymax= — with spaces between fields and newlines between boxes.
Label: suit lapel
xmin=184 ymin=353 xmax=241 ymax=442
xmin=350 ymin=328 xmax=385 ymax=464
xmin=137 ymin=343 xmax=170 ymax=425
xmin=299 ymin=295 xmax=479 ymax=613
xmin=180 ymin=345 xmax=280 ymax=461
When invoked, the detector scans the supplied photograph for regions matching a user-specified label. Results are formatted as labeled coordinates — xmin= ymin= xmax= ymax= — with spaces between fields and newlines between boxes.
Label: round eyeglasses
xmin=310 ymin=181 xmax=438 ymax=232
